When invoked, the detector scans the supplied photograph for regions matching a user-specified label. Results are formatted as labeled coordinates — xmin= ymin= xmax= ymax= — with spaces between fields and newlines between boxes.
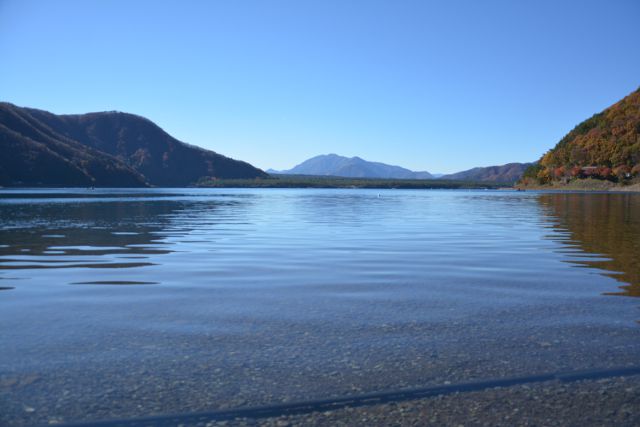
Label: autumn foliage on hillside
xmin=521 ymin=88 xmax=640 ymax=185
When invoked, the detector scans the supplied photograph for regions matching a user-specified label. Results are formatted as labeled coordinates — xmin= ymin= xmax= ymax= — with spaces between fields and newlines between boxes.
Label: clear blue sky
xmin=1 ymin=1 xmax=638 ymax=173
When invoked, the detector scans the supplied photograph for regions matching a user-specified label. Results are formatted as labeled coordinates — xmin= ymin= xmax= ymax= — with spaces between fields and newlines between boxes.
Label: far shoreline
xmin=2 ymin=178 xmax=640 ymax=193
xmin=516 ymin=179 xmax=640 ymax=194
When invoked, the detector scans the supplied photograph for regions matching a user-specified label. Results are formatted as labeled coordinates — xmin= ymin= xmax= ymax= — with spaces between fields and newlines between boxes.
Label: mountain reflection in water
xmin=1 ymin=189 xmax=640 ymax=427
xmin=0 ymin=195 xmax=243 ymax=277
xmin=540 ymin=193 xmax=640 ymax=297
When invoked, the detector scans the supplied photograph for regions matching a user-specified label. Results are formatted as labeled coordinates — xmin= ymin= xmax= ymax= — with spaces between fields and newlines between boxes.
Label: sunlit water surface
xmin=1 ymin=188 xmax=639 ymax=425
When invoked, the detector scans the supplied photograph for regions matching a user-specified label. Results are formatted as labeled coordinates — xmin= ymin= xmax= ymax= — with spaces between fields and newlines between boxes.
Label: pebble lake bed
xmin=0 ymin=188 xmax=639 ymax=426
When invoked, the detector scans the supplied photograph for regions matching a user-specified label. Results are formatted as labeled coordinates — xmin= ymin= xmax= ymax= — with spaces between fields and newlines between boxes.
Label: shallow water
xmin=0 ymin=188 xmax=639 ymax=425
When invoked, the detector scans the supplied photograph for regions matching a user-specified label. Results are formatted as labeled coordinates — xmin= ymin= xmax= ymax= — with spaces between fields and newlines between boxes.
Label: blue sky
xmin=1 ymin=1 xmax=638 ymax=173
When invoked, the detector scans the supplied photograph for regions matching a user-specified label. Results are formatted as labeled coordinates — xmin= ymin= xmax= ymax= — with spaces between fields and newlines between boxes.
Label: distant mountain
xmin=439 ymin=162 xmax=533 ymax=183
xmin=521 ymin=87 xmax=640 ymax=185
xmin=0 ymin=103 xmax=267 ymax=187
xmin=272 ymin=154 xmax=434 ymax=179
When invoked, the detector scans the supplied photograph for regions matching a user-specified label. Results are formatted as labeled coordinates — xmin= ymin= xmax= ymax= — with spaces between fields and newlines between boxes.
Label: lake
xmin=1 ymin=188 xmax=639 ymax=426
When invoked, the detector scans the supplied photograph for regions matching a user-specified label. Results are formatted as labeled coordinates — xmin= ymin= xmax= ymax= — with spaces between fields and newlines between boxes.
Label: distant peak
xmin=278 ymin=153 xmax=433 ymax=179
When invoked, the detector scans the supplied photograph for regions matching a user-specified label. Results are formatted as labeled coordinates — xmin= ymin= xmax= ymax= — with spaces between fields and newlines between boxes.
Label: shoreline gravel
xmin=208 ymin=375 xmax=640 ymax=427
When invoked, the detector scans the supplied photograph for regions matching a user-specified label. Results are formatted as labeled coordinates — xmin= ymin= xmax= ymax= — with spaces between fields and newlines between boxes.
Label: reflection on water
xmin=540 ymin=193 xmax=640 ymax=297
xmin=0 ymin=200 xmax=170 ymax=272
xmin=0 ymin=194 xmax=246 ymax=278
xmin=1 ymin=188 xmax=639 ymax=426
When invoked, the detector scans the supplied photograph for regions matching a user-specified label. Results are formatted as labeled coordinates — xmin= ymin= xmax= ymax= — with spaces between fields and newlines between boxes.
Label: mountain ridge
xmin=439 ymin=162 xmax=534 ymax=183
xmin=0 ymin=102 xmax=267 ymax=187
xmin=271 ymin=154 xmax=434 ymax=179
xmin=272 ymin=154 xmax=532 ymax=183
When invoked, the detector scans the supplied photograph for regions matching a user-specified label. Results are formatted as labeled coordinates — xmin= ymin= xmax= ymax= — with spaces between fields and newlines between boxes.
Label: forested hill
xmin=440 ymin=162 xmax=533 ymax=183
xmin=0 ymin=103 xmax=267 ymax=187
xmin=521 ymin=88 xmax=640 ymax=184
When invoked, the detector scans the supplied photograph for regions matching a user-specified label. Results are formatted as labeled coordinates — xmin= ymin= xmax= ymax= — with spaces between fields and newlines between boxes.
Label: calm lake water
xmin=1 ymin=188 xmax=639 ymax=425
